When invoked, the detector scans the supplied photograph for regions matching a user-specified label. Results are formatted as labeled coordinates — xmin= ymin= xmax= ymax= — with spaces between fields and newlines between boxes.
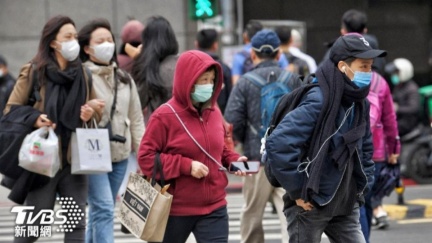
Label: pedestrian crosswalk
xmin=0 ymin=193 xmax=284 ymax=243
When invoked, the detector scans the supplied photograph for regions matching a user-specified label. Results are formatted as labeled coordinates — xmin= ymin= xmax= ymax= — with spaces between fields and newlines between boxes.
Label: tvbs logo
xmin=12 ymin=206 xmax=67 ymax=225
xmin=11 ymin=197 xmax=84 ymax=237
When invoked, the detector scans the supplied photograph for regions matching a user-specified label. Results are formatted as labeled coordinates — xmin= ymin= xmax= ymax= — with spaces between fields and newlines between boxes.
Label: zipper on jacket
xmin=355 ymin=148 xmax=368 ymax=196
xmin=198 ymin=114 xmax=211 ymax=203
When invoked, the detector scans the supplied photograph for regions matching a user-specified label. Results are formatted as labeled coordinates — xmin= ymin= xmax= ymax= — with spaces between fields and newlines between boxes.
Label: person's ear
xmin=194 ymin=40 xmax=199 ymax=49
xmin=50 ymin=40 xmax=58 ymax=50
xmin=250 ymin=50 xmax=258 ymax=63
xmin=340 ymin=28 xmax=347 ymax=36
xmin=84 ymin=45 xmax=91 ymax=55
xmin=212 ymin=42 xmax=219 ymax=52
xmin=337 ymin=61 xmax=346 ymax=73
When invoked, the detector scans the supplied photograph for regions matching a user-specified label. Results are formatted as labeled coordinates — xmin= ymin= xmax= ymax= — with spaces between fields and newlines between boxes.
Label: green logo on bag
xmin=33 ymin=142 xmax=41 ymax=150
xmin=30 ymin=142 xmax=44 ymax=156
xmin=85 ymin=139 xmax=102 ymax=152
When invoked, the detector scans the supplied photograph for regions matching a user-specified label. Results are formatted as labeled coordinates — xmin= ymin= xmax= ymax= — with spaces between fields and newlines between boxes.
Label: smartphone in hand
xmin=229 ymin=161 xmax=260 ymax=174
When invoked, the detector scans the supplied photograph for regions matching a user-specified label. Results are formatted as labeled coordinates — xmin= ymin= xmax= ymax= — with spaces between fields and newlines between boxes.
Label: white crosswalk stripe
xmin=0 ymin=193 xmax=286 ymax=243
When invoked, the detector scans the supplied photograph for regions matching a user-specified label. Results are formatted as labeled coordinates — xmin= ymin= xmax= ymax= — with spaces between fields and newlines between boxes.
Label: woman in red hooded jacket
xmin=138 ymin=50 xmax=247 ymax=243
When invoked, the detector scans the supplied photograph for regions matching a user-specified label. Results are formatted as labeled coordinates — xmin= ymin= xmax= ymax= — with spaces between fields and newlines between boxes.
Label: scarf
xmin=44 ymin=62 xmax=87 ymax=154
xmin=302 ymin=59 xmax=370 ymax=202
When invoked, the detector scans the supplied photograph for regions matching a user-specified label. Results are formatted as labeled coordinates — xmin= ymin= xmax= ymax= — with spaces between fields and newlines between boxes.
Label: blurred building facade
xmin=1 ymin=0 xmax=431 ymax=84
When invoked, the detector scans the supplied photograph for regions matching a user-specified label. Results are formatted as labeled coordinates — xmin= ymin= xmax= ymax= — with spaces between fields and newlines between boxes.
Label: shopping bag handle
xmin=83 ymin=119 xmax=99 ymax=129
xmin=151 ymin=153 xmax=166 ymax=187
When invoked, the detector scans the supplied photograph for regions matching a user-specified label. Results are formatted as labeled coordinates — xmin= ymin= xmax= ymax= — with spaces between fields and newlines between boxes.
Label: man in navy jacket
xmin=266 ymin=34 xmax=385 ymax=243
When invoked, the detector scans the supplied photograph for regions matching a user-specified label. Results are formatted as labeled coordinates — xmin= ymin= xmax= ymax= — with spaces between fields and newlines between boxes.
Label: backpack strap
xmin=243 ymin=72 xmax=267 ymax=88
xmin=275 ymin=70 xmax=292 ymax=85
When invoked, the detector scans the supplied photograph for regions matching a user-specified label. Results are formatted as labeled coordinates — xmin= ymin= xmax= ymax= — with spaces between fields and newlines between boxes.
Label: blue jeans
xmin=150 ymin=206 xmax=229 ymax=243
xmin=285 ymin=204 xmax=365 ymax=243
xmin=86 ymin=159 xmax=128 ymax=243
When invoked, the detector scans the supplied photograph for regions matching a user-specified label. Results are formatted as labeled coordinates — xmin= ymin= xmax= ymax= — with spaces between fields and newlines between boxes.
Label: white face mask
xmin=56 ymin=40 xmax=80 ymax=61
xmin=0 ymin=69 xmax=4 ymax=78
xmin=91 ymin=42 xmax=115 ymax=64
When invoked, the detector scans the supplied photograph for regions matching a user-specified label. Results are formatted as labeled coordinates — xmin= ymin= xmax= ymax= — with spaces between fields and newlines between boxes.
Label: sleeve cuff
xmin=180 ymin=157 xmax=193 ymax=175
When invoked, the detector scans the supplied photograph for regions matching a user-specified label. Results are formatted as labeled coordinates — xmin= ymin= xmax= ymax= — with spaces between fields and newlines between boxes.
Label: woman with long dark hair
xmin=5 ymin=15 xmax=103 ymax=242
xmin=131 ymin=15 xmax=179 ymax=121
xmin=78 ymin=18 xmax=144 ymax=243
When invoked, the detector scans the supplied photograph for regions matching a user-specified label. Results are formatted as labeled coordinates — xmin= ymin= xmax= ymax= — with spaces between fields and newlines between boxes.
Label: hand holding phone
xmin=229 ymin=161 xmax=260 ymax=174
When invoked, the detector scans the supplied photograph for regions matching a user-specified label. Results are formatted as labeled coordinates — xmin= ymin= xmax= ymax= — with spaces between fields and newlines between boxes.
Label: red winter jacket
xmin=138 ymin=50 xmax=240 ymax=216
xmin=367 ymin=72 xmax=400 ymax=162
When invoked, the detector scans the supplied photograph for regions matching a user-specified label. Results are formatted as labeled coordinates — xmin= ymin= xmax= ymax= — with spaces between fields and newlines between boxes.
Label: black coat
xmin=0 ymin=105 xmax=50 ymax=204
xmin=392 ymin=80 xmax=420 ymax=136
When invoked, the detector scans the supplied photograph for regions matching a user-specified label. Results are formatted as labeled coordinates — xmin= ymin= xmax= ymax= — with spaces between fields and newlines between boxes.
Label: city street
xmin=0 ymin=183 xmax=431 ymax=242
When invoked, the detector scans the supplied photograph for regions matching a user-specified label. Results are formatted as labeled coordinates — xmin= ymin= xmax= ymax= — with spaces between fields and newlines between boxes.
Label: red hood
xmin=172 ymin=50 xmax=223 ymax=111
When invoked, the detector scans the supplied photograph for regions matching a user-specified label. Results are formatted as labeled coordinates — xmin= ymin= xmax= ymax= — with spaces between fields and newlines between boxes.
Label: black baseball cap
xmin=330 ymin=33 xmax=387 ymax=64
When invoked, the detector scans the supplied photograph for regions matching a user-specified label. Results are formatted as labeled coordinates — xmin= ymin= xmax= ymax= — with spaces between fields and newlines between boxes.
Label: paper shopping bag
xmin=18 ymin=127 xmax=60 ymax=178
xmin=71 ymin=124 xmax=112 ymax=174
xmin=118 ymin=154 xmax=172 ymax=242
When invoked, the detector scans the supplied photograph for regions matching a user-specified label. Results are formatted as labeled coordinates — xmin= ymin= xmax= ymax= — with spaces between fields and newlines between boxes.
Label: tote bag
xmin=71 ymin=120 xmax=112 ymax=174
xmin=118 ymin=154 xmax=172 ymax=242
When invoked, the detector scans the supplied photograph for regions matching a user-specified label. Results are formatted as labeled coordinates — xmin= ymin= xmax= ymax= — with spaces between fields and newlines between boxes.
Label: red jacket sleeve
xmin=138 ymin=114 xmax=193 ymax=180
xmin=221 ymin=144 xmax=241 ymax=168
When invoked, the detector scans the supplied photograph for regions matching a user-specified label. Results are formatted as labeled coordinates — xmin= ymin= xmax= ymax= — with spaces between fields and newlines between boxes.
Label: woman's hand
xmin=388 ymin=154 xmax=399 ymax=164
xmin=233 ymin=156 xmax=249 ymax=177
xmin=34 ymin=114 xmax=55 ymax=128
xmin=87 ymin=99 xmax=105 ymax=115
xmin=296 ymin=199 xmax=314 ymax=211
xmin=191 ymin=160 xmax=209 ymax=179
xmin=80 ymin=104 xmax=95 ymax=122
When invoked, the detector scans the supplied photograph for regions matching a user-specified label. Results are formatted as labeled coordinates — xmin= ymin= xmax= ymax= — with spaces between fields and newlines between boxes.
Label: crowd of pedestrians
xmin=0 ymin=7 xmax=427 ymax=243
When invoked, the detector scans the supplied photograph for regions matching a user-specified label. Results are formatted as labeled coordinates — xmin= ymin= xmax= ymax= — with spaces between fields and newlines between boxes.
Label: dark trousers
xmin=14 ymin=164 xmax=88 ymax=243
xmin=152 ymin=206 xmax=229 ymax=243
xmin=285 ymin=204 xmax=365 ymax=243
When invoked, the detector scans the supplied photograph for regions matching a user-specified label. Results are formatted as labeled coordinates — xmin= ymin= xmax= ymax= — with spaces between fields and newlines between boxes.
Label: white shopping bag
xmin=71 ymin=122 xmax=112 ymax=174
xmin=18 ymin=127 xmax=60 ymax=178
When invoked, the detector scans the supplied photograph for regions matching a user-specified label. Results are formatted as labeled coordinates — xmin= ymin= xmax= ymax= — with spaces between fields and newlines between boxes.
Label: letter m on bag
xmin=86 ymin=139 xmax=101 ymax=152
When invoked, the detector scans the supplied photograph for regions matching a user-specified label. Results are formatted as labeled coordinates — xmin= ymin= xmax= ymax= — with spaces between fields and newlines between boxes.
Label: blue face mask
xmin=391 ymin=74 xmax=400 ymax=86
xmin=191 ymin=84 xmax=214 ymax=102
xmin=345 ymin=65 xmax=372 ymax=88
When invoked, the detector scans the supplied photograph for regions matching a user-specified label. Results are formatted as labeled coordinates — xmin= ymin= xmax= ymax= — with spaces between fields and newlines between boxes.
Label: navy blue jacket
xmin=266 ymin=86 xmax=375 ymax=206
xmin=225 ymin=61 xmax=302 ymax=161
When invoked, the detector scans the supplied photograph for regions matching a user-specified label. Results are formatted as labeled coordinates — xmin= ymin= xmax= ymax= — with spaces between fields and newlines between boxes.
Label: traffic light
xmin=188 ymin=0 xmax=217 ymax=20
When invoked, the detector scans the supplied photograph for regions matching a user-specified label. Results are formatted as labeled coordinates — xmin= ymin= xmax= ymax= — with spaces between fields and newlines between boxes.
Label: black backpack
xmin=263 ymin=79 xmax=318 ymax=187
